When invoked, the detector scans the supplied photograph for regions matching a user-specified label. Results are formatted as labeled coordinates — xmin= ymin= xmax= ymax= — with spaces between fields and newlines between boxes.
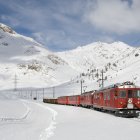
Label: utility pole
xmin=20 ymin=89 xmax=22 ymax=98
xmin=101 ymin=69 xmax=104 ymax=88
xmin=26 ymin=90 xmax=28 ymax=99
xmin=80 ymin=79 xmax=84 ymax=94
xmin=53 ymin=87 xmax=55 ymax=98
xmin=43 ymin=88 xmax=44 ymax=99
xmin=18 ymin=89 xmax=21 ymax=98
xmin=36 ymin=90 xmax=38 ymax=100
xmin=30 ymin=90 xmax=33 ymax=99
xmin=14 ymin=74 xmax=18 ymax=91
xmin=98 ymin=69 xmax=106 ymax=88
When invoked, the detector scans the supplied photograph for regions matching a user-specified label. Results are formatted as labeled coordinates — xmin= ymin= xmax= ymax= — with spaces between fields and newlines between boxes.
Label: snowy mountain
xmin=0 ymin=23 xmax=77 ymax=90
xmin=56 ymin=41 xmax=140 ymax=92
xmin=0 ymin=23 xmax=140 ymax=94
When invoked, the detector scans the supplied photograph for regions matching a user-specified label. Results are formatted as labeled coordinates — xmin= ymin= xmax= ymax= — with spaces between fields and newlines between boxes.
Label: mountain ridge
xmin=0 ymin=23 xmax=140 ymax=94
xmin=0 ymin=23 xmax=77 ymax=90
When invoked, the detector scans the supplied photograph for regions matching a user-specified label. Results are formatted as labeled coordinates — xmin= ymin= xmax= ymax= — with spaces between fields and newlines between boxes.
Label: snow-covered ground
xmin=1 ymin=95 xmax=140 ymax=140
xmin=48 ymin=104 xmax=140 ymax=140
xmin=0 ymin=98 xmax=57 ymax=140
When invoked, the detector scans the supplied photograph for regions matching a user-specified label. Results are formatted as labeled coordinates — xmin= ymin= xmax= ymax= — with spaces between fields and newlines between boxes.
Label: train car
xmin=43 ymin=81 xmax=140 ymax=118
xmin=43 ymin=98 xmax=57 ymax=104
xmin=93 ymin=81 xmax=140 ymax=117
xmin=68 ymin=95 xmax=80 ymax=106
xmin=93 ymin=91 xmax=104 ymax=110
xmin=57 ymin=96 xmax=69 ymax=105
xmin=80 ymin=91 xmax=94 ymax=108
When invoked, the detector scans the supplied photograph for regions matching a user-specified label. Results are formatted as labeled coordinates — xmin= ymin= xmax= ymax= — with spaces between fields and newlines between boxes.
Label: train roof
xmin=81 ymin=90 xmax=96 ymax=95
xmin=98 ymin=81 xmax=140 ymax=91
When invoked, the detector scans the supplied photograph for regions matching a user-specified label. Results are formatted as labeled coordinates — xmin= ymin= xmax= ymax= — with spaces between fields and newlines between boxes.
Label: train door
xmin=113 ymin=90 xmax=118 ymax=108
xmin=77 ymin=96 xmax=80 ymax=106
xmin=100 ymin=92 xmax=104 ymax=107
xmin=110 ymin=90 xmax=114 ymax=107
xmin=127 ymin=90 xmax=133 ymax=108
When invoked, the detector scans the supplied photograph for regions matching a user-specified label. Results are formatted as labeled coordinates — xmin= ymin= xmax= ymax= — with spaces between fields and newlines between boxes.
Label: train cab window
xmin=134 ymin=90 xmax=140 ymax=98
xmin=119 ymin=90 xmax=126 ymax=98
xmin=128 ymin=90 xmax=133 ymax=98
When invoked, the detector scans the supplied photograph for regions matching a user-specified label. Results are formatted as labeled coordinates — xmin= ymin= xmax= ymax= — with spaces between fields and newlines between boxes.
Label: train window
xmin=108 ymin=93 xmax=110 ymax=100
xmin=134 ymin=90 xmax=140 ymax=98
xmin=119 ymin=90 xmax=126 ymax=98
xmin=103 ymin=92 xmax=110 ymax=100
xmin=103 ymin=93 xmax=105 ymax=100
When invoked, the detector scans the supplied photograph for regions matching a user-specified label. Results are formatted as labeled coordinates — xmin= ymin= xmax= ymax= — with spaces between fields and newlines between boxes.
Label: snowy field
xmin=0 ymin=97 xmax=140 ymax=140
xmin=48 ymin=104 xmax=140 ymax=140
xmin=0 ymin=99 xmax=57 ymax=140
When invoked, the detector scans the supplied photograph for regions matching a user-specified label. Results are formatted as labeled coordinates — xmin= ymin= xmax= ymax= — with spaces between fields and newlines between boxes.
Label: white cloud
xmin=85 ymin=0 xmax=140 ymax=35
xmin=1 ymin=0 xmax=139 ymax=50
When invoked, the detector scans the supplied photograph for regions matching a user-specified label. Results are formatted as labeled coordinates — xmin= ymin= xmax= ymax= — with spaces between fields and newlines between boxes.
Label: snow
xmin=0 ymin=98 xmax=57 ymax=140
xmin=1 ymin=94 xmax=140 ymax=140
xmin=1 ymin=22 xmax=140 ymax=140
xmin=47 ymin=104 xmax=140 ymax=140
xmin=0 ymin=23 xmax=77 ymax=89
xmin=56 ymin=41 xmax=140 ymax=93
xmin=1 ymin=22 xmax=140 ymax=93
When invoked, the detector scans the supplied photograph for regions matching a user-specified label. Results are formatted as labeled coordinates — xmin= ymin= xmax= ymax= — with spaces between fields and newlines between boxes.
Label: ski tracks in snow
xmin=0 ymin=100 xmax=31 ymax=123
xmin=37 ymin=103 xmax=58 ymax=140
xmin=0 ymin=100 xmax=58 ymax=140
xmin=20 ymin=101 xmax=58 ymax=140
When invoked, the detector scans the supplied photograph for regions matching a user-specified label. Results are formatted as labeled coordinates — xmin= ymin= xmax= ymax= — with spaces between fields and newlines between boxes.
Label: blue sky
xmin=0 ymin=0 xmax=140 ymax=51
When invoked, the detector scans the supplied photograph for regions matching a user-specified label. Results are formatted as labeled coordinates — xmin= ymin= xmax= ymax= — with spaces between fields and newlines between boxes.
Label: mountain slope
xmin=0 ymin=23 xmax=77 ymax=90
xmin=56 ymin=42 xmax=140 ymax=91
xmin=0 ymin=23 xmax=140 ymax=94
xmin=57 ymin=42 xmax=134 ymax=71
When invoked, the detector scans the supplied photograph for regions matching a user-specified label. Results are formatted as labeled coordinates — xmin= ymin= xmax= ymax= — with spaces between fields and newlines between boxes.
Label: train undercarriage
xmin=92 ymin=105 xmax=139 ymax=118
xmin=114 ymin=109 xmax=139 ymax=118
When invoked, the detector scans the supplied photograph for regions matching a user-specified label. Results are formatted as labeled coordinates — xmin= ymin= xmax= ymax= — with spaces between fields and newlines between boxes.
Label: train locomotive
xmin=92 ymin=81 xmax=140 ymax=117
xmin=43 ymin=81 xmax=140 ymax=118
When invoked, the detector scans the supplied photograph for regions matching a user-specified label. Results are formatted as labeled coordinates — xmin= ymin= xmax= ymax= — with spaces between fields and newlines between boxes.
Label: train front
xmin=116 ymin=82 xmax=140 ymax=117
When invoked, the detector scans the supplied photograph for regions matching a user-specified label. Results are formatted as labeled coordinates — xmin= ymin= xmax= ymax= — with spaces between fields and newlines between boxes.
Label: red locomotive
xmin=43 ymin=81 xmax=140 ymax=117
xmin=92 ymin=81 xmax=140 ymax=117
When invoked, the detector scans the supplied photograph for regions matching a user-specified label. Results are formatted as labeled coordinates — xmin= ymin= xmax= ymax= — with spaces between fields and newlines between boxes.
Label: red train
xmin=43 ymin=81 xmax=140 ymax=117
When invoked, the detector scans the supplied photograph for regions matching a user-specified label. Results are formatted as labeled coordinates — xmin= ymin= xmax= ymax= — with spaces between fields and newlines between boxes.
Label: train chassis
xmin=115 ymin=109 xmax=139 ymax=118
xmin=91 ymin=106 xmax=139 ymax=118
